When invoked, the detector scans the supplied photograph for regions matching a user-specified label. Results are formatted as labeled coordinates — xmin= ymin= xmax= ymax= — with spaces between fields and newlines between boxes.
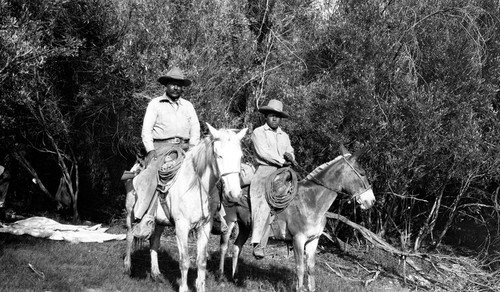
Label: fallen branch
xmin=319 ymin=259 xmax=353 ymax=271
xmin=325 ymin=212 xmax=423 ymax=258
xmin=323 ymin=262 xmax=361 ymax=282
xmin=364 ymin=271 xmax=380 ymax=287
xmin=326 ymin=212 xmax=455 ymax=290
xmin=28 ymin=263 xmax=45 ymax=279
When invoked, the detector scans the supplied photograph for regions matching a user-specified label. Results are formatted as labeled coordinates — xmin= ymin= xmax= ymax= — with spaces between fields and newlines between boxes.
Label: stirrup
xmin=156 ymin=183 xmax=168 ymax=193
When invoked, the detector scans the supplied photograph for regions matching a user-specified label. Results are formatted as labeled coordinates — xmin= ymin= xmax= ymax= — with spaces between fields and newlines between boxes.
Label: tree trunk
xmin=431 ymin=172 xmax=477 ymax=249
xmin=10 ymin=150 xmax=56 ymax=202
xmin=413 ymin=187 xmax=444 ymax=251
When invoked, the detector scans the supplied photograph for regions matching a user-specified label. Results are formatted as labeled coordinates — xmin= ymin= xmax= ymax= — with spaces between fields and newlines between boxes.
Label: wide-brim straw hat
xmin=158 ymin=67 xmax=192 ymax=86
xmin=258 ymin=99 xmax=289 ymax=118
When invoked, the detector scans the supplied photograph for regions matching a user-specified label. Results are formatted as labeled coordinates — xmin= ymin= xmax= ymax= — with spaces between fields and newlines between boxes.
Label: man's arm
xmin=141 ymin=100 xmax=158 ymax=168
xmin=187 ymin=103 xmax=200 ymax=147
xmin=284 ymin=133 xmax=295 ymax=161
xmin=141 ymin=100 xmax=157 ymax=153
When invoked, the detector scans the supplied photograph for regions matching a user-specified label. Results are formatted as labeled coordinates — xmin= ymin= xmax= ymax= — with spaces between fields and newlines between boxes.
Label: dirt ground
xmin=2 ymin=211 xmax=497 ymax=291
xmin=156 ymin=225 xmax=417 ymax=292
xmin=185 ymin=222 xmax=497 ymax=292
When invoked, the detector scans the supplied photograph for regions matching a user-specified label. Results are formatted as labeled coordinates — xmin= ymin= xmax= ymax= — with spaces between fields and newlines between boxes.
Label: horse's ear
xmin=236 ymin=128 xmax=248 ymax=141
xmin=206 ymin=123 xmax=220 ymax=139
xmin=339 ymin=144 xmax=349 ymax=156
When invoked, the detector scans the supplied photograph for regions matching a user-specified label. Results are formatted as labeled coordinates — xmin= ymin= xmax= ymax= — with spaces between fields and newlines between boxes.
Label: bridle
xmin=219 ymin=170 xmax=240 ymax=178
xmin=340 ymin=156 xmax=372 ymax=201
xmin=211 ymin=140 xmax=241 ymax=183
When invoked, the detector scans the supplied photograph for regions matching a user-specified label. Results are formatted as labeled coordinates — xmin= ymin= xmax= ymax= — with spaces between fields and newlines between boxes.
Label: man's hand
xmin=284 ymin=152 xmax=298 ymax=167
xmin=144 ymin=150 xmax=157 ymax=168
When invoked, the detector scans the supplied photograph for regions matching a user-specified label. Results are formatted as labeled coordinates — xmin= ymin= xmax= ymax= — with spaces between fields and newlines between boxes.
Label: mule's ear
xmin=206 ymin=123 xmax=220 ymax=139
xmin=339 ymin=144 xmax=349 ymax=156
xmin=236 ymin=128 xmax=248 ymax=141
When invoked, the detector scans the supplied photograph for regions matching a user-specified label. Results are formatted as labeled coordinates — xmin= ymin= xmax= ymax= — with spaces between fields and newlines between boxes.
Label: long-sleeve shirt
xmin=141 ymin=93 xmax=200 ymax=152
xmin=251 ymin=124 xmax=295 ymax=167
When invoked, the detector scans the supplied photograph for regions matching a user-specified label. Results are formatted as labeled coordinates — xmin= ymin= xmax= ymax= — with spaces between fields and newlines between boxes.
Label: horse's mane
xmin=182 ymin=129 xmax=239 ymax=190
xmin=189 ymin=135 xmax=216 ymax=178
xmin=305 ymin=153 xmax=352 ymax=181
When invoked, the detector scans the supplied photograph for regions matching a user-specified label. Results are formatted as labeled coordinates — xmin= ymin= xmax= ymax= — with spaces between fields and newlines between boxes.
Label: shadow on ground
xmin=128 ymin=244 xmax=294 ymax=291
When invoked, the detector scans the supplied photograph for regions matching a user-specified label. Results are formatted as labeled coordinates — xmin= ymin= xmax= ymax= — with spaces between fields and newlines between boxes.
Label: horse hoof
xmin=123 ymin=267 xmax=131 ymax=276
xmin=234 ymin=277 xmax=245 ymax=287
xmin=215 ymin=272 xmax=227 ymax=283
xmin=150 ymin=273 xmax=166 ymax=283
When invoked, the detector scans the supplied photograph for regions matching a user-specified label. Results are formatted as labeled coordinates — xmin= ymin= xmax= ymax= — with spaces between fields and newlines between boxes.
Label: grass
xmin=0 ymin=222 xmax=409 ymax=292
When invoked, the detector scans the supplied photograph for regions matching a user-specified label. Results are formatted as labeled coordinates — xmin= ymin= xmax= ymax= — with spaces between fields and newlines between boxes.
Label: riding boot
xmin=132 ymin=191 xmax=159 ymax=240
xmin=253 ymin=214 xmax=274 ymax=259
xmin=132 ymin=214 xmax=155 ymax=240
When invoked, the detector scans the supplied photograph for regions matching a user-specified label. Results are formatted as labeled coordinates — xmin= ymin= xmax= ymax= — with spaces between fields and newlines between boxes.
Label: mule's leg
xmin=232 ymin=222 xmax=250 ymax=279
xmin=218 ymin=220 xmax=236 ymax=281
xmin=150 ymin=225 xmax=165 ymax=282
xmin=293 ymin=235 xmax=307 ymax=292
xmin=305 ymin=238 xmax=320 ymax=292
xmin=175 ymin=221 xmax=190 ymax=292
xmin=195 ymin=222 xmax=212 ymax=292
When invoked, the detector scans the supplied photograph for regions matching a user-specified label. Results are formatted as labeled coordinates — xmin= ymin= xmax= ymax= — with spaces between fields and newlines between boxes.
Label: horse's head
xmin=206 ymin=123 xmax=248 ymax=202
xmin=339 ymin=145 xmax=376 ymax=210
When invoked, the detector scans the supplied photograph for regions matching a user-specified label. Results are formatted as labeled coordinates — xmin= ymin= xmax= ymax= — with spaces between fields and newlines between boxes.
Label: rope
xmin=157 ymin=147 xmax=184 ymax=188
xmin=265 ymin=167 xmax=298 ymax=215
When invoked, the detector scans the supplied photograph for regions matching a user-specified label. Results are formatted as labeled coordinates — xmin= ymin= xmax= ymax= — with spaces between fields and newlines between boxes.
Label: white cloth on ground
xmin=0 ymin=216 xmax=126 ymax=243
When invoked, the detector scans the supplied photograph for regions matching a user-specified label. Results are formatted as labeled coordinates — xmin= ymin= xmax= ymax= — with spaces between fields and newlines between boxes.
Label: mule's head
xmin=207 ymin=123 xmax=248 ymax=202
xmin=339 ymin=145 xmax=376 ymax=210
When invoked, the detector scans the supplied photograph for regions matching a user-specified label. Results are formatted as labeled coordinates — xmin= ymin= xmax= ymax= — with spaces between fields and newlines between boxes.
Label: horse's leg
xmin=123 ymin=182 xmax=135 ymax=275
xmin=232 ymin=221 xmax=250 ymax=279
xmin=293 ymin=235 xmax=307 ymax=292
xmin=123 ymin=211 xmax=134 ymax=275
xmin=218 ymin=220 xmax=236 ymax=281
xmin=150 ymin=224 xmax=165 ymax=282
xmin=305 ymin=238 xmax=320 ymax=292
xmin=195 ymin=222 xmax=211 ymax=292
xmin=175 ymin=221 xmax=190 ymax=292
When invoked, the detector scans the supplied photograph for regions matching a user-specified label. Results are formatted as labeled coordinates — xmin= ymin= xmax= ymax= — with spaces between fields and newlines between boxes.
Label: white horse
xmin=124 ymin=124 xmax=247 ymax=292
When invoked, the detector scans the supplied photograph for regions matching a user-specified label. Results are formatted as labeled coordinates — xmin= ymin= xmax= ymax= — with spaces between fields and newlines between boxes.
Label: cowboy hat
xmin=258 ymin=99 xmax=289 ymax=118
xmin=158 ymin=67 xmax=192 ymax=86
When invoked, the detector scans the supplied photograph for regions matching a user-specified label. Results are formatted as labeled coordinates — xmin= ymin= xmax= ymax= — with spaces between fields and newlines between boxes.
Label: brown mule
xmin=218 ymin=145 xmax=376 ymax=292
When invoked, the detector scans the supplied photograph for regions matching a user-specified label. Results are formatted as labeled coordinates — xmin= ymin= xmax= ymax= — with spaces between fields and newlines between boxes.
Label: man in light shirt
xmin=132 ymin=67 xmax=200 ymax=238
xmin=250 ymin=99 xmax=295 ymax=259
xmin=142 ymin=66 xmax=200 ymax=164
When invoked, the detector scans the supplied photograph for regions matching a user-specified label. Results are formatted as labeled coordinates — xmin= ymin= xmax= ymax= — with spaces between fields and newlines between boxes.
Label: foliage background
xmin=2 ymin=0 xmax=500 ymax=265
